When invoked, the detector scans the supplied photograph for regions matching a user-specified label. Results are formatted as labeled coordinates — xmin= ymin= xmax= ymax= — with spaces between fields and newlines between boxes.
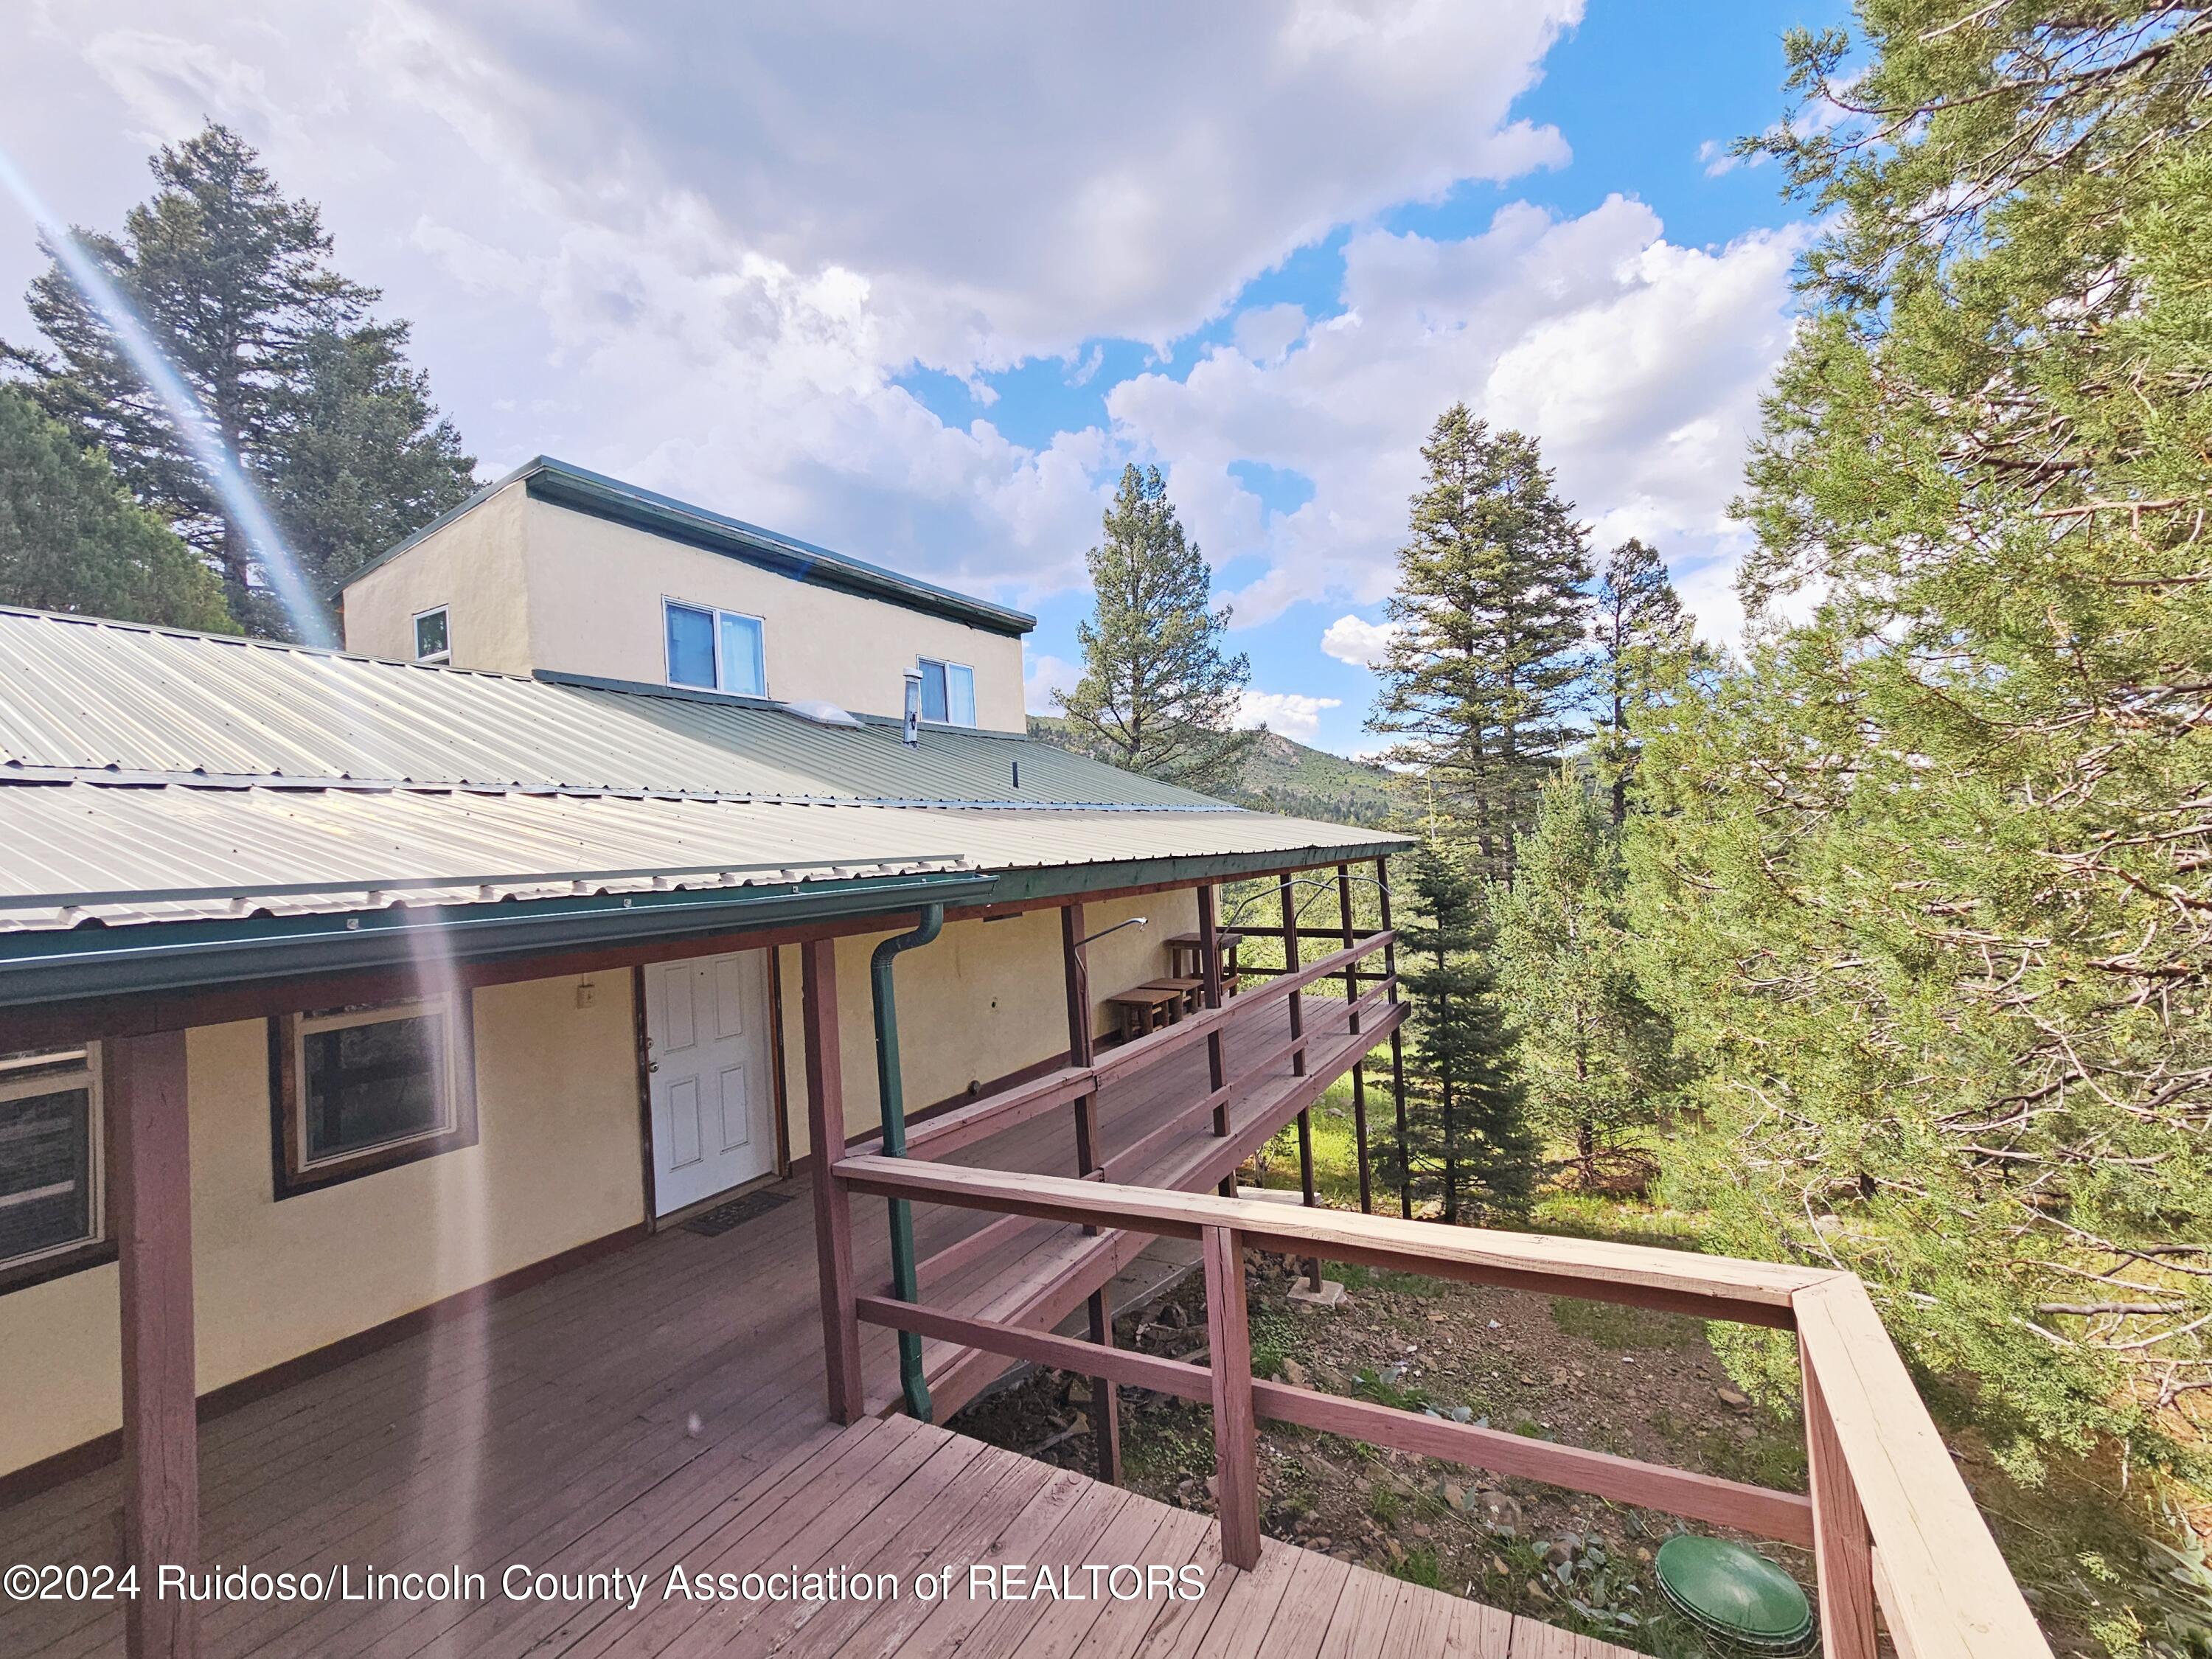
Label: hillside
xmin=1027 ymin=717 xmax=1399 ymax=828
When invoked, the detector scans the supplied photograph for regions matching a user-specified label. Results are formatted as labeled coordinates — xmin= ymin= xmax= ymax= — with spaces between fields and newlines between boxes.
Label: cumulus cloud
xmin=1321 ymin=613 xmax=1397 ymax=667
xmin=1110 ymin=195 xmax=1805 ymax=636
xmin=1239 ymin=690 xmax=1341 ymax=741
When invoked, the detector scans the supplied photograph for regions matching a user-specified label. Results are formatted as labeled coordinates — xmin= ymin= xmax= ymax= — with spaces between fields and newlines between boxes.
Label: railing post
xmin=1803 ymin=1345 xmax=1880 ymax=1659
xmin=1062 ymin=900 xmax=1120 ymax=1484
xmin=1336 ymin=863 xmax=1372 ymax=1215
xmin=1375 ymin=855 xmax=1412 ymax=1219
xmin=1198 ymin=884 xmax=1234 ymax=1200
xmin=1279 ymin=876 xmax=1321 ymax=1291
xmin=801 ymin=938 xmax=864 ymax=1425
xmin=1203 ymin=1224 xmax=1262 ymax=1571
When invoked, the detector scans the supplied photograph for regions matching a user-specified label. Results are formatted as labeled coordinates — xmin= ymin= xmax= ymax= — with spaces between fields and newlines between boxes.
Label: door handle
xmin=648 ymin=1062 xmax=660 ymax=1073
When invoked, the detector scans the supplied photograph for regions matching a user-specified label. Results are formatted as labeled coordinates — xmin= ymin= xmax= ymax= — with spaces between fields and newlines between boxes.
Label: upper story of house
xmin=340 ymin=457 xmax=1034 ymax=732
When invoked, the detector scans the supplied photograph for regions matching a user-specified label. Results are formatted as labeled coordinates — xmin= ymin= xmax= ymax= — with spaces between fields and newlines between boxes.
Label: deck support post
xmin=1197 ymin=885 xmax=1234 ymax=1200
xmin=111 ymin=1029 xmax=198 ymax=1659
xmin=1062 ymin=901 xmax=1121 ymax=1484
xmin=1203 ymin=1224 xmax=1262 ymax=1572
xmin=1278 ymin=877 xmax=1321 ymax=1291
xmin=802 ymin=939 xmax=864 ymax=1425
xmin=1375 ymin=855 xmax=1412 ymax=1220
xmin=1336 ymin=863 xmax=1373 ymax=1215
xmin=1803 ymin=1342 xmax=1880 ymax=1659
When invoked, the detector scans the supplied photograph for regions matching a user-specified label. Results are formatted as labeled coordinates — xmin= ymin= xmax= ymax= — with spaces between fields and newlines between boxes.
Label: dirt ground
xmin=950 ymin=1242 xmax=1820 ymax=1657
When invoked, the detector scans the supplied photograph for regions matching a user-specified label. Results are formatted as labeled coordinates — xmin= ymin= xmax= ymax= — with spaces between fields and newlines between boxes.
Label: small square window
xmin=664 ymin=599 xmax=769 ymax=696
xmin=272 ymin=998 xmax=477 ymax=1197
xmin=917 ymin=658 xmax=975 ymax=726
xmin=0 ymin=1046 xmax=105 ymax=1291
xmin=413 ymin=608 xmax=451 ymax=663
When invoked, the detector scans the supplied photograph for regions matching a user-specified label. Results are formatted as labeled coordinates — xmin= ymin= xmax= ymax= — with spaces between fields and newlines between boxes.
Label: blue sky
xmin=1 ymin=1 xmax=1849 ymax=757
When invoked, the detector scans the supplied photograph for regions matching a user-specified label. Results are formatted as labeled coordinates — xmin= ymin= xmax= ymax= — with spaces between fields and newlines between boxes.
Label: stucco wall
xmin=341 ymin=480 xmax=534 ymax=672
xmin=518 ymin=498 xmax=1029 ymax=730
xmin=781 ymin=888 xmax=1202 ymax=1160
xmin=0 ymin=971 xmax=644 ymax=1477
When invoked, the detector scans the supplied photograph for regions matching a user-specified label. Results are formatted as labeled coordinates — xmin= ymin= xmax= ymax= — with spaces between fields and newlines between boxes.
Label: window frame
xmin=0 ymin=1044 xmax=112 ymax=1296
xmin=412 ymin=605 xmax=452 ymax=664
xmin=915 ymin=656 xmax=977 ymax=726
xmin=662 ymin=597 xmax=770 ymax=698
xmin=268 ymin=995 xmax=479 ymax=1200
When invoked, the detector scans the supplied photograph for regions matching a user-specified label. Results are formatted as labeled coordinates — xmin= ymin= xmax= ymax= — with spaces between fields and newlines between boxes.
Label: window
xmin=413 ymin=607 xmax=451 ymax=664
xmin=271 ymin=996 xmax=477 ymax=1197
xmin=0 ymin=1046 xmax=107 ymax=1293
xmin=664 ymin=599 xmax=768 ymax=696
xmin=917 ymin=658 xmax=976 ymax=726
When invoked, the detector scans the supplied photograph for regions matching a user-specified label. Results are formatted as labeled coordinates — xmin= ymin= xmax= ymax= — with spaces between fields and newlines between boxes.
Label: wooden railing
xmin=832 ymin=1155 xmax=2052 ymax=1659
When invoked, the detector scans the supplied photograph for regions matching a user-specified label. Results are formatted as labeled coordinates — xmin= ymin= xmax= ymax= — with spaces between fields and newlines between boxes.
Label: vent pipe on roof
xmin=901 ymin=669 xmax=922 ymax=745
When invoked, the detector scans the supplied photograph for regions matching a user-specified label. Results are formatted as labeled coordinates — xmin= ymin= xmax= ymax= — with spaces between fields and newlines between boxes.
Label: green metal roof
xmin=0 ymin=607 xmax=1408 ymax=998
xmin=344 ymin=456 xmax=1036 ymax=639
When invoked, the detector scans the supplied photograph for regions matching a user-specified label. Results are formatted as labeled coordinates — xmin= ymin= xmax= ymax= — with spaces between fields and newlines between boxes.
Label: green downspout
xmin=871 ymin=902 xmax=944 ymax=1421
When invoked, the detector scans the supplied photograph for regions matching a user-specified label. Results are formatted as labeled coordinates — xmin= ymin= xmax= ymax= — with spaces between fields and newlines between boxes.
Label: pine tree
xmin=1370 ymin=405 xmax=1591 ymax=876
xmin=4 ymin=124 xmax=474 ymax=637
xmin=0 ymin=386 xmax=234 ymax=631
xmin=1492 ymin=771 xmax=1686 ymax=1186
xmin=1628 ymin=3 xmax=2212 ymax=1464
xmin=1588 ymin=538 xmax=1699 ymax=827
xmin=1380 ymin=838 xmax=1534 ymax=1224
xmin=1060 ymin=464 xmax=1254 ymax=795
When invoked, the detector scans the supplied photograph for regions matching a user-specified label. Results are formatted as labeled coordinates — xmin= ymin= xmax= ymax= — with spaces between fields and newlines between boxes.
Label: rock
xmin=1281 ymin=1357 xmax=1310 ymax=1388
xmin=1540 ymin=1540 xmax=1573 ymax=1568
xmin=1310 ymin=1536 xmax=1332 ymax=1550
xmin=1442 ymin=1482 xmax=1467 ymax=1509
xmin=1526 ymin=1579 xmax=1547 ymax=1601
xmin=1411 ymin=1523 xmax=1432 ymax=1540
xmin=1067 ymin=1380 xmax=1091 ymax=1405
xmin=1718 ymin=1386 xmax=1750 ymax=1408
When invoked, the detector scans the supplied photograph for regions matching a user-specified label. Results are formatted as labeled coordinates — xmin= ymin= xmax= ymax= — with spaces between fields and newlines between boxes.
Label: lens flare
xmin=0 ymin=145 xmax=333 ymax=645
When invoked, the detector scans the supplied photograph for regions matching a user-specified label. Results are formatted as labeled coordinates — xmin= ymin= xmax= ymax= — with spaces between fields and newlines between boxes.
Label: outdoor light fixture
xmin=1077 ymin=916 xmax=1148 ymax=947
xmin=901 ymin=669 xmax=922 ymax=745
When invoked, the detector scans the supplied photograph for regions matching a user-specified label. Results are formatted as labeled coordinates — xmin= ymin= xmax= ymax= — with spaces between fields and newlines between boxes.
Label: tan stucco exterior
xmin=0 ymin=971 xmax=644 ymax=1477
xmin=341 ymin=491 xmax=1027 ymax=731
xmin=341 ymin=479 xmax=535 ymax=675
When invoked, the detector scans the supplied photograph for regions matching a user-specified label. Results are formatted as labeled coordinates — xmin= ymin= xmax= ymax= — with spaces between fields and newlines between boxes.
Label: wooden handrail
xmin=834 ymin=1160 xmax=2053 ymax=1652
xmin=902 ymin=931 xmax=1396 ymax=1158
xmin=835 ymin=1154 xmax=1823 ymax=1321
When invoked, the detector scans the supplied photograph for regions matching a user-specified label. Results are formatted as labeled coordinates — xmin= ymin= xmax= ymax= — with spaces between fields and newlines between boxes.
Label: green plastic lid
xmin=1653 ymin=1534 xmax=1815 ymax=1651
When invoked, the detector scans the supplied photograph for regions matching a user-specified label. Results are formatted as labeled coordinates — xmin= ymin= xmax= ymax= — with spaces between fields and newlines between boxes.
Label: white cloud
xmin=1239 ymin=689 xmax=1341 ymax=741
xmin=1108 ymin=195 xmax=1806 ymax=639
xmin=1232 ymin=302 xmax=1307 ymax=364
xmin=1321 ymin=613 xmax=1397 ymax=667
xmin=1023 ymin=651 xmax=1080 ymax=716
xmin=1697 ymin=138 xmax=1752 ymax=178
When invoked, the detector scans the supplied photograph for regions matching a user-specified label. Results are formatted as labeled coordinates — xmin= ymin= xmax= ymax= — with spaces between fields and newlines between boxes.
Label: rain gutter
xmin=869 ymin=902 xmax=945 ymax=1422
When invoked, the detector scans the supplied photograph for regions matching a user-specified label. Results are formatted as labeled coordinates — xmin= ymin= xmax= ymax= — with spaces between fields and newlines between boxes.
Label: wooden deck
xmin=0 ymin=1150 xmax=1630 ymax=1657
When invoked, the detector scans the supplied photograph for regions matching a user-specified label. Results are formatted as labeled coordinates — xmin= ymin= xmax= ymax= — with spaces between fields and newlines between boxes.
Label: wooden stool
xmin=1164 ymin=930 xmax=1244 ymax=989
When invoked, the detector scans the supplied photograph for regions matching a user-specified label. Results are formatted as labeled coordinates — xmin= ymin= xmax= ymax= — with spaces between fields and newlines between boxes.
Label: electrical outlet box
xmin=575 ymin=979 xmax=598 ymax=1009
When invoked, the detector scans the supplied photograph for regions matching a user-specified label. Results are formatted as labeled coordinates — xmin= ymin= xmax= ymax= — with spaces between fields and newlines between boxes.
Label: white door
xmin=644 ymin=951 xmax=776 ymax=1216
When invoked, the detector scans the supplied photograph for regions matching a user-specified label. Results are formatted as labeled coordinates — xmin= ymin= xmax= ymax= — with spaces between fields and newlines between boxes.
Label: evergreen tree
xmin=1492 ymin=771 xmax=1687 ymax=1186
xmin=1060 ymin=464 xmax=1254 ymax=795
xmin=0 ymin=386 xmax=234 ymax=631
xmin=4 ymin=124 xmax=474 ymax=637
xmin=1380 ymin=838 xmax=1534 ymax=1223
xmin=1370 ymin=405 xmax=1591 ymax=876
xmin=1629 ymin=2 xmax=2212 ymax=1465
xmin=1588 ymin=538 xmax=1699 ymax=826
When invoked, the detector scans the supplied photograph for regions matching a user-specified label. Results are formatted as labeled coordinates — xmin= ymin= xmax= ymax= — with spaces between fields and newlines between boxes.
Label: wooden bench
xmin=1105 ymin=984 xmax=1187 ymax=1042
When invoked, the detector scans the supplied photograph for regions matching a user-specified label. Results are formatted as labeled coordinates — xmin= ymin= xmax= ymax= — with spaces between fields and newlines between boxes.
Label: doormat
xmin=681 ymin=1189 xmax=793 ymax=1237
